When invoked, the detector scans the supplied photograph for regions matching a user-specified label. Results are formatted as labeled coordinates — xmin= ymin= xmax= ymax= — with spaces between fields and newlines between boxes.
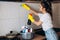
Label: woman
xmin=23 ymin=2 xmax=58 ymax=40
xmin=28 ymin=1 xmax=58 ymax=40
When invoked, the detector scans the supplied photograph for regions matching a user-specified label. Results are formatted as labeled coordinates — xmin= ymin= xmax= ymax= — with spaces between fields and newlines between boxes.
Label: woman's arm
xmin=28 ymin=12 xmax=42 ymax=26
xmin=33 ymin=20 xmax=43 ymax=26
xmin=21 ymin=3 xmax=39 ymax=16
xmin=30 ymin=9 xmax=38 ymax=16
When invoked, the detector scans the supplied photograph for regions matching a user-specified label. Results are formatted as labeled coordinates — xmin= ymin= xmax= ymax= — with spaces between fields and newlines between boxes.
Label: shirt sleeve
xmin=38 ymin=13 xmax=44 ymax=22
xmin=38 ymin=13 xmax=43 ymax=18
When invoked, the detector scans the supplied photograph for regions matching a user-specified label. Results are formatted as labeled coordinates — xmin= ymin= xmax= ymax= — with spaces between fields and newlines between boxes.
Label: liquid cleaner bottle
xmin=27 ymin=19 xmax=31 ymax=25
xmin=27 ymin=22 xmax=32 ymax=33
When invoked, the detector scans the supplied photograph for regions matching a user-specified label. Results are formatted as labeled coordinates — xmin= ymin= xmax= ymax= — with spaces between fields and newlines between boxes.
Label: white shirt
xmin=38 ymin=13 xmax=53 ymax=31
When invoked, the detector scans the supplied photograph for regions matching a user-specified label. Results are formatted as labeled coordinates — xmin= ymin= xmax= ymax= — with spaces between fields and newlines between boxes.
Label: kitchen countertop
xmin=17 ymin=34 xmax=45 ymax=40
xmin=32 ymin=34 xmax=45 ymax=40
xmin=0 ymin=34 xmax=46 ymax=40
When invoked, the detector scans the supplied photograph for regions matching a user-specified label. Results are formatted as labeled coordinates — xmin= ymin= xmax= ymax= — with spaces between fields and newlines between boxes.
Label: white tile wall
xmin=0 ymin=1 xmax=40 ymax=36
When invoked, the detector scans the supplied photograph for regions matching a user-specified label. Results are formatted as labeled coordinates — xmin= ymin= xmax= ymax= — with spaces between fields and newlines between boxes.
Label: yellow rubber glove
xmin=21 ymin=3 xmax=30 ymax=10
xmin=28 ymin=13 xmax=34 ymax=22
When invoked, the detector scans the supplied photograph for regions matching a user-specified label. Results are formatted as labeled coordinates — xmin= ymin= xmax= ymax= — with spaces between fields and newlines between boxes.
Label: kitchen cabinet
xmin=52 ymin=2 xmax=60 ymax=28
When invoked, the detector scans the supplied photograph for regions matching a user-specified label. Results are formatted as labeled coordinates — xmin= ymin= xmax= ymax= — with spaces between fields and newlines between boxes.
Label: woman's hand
xmin=28 ymin=13 xmax=35 ymax=23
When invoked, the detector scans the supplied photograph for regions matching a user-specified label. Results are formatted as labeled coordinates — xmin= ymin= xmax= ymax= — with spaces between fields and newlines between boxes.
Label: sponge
xmin=21 ymin=3 xmax=30 ymax=10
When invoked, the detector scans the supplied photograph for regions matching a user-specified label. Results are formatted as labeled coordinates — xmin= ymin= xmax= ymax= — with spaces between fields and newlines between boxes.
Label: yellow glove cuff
xmin=21 ymin=3 xmax=30 ymax=10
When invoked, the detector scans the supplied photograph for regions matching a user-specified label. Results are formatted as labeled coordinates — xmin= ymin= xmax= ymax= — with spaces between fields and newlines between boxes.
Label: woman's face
xmin=39 ymin=4 xmax=44 ymax=12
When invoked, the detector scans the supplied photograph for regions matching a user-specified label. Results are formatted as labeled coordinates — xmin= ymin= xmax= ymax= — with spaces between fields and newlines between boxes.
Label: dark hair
xmin=41 ymin=2 xmax=51 ymax=13
xmin=40 ymin=1 xmax=52 ymax=19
